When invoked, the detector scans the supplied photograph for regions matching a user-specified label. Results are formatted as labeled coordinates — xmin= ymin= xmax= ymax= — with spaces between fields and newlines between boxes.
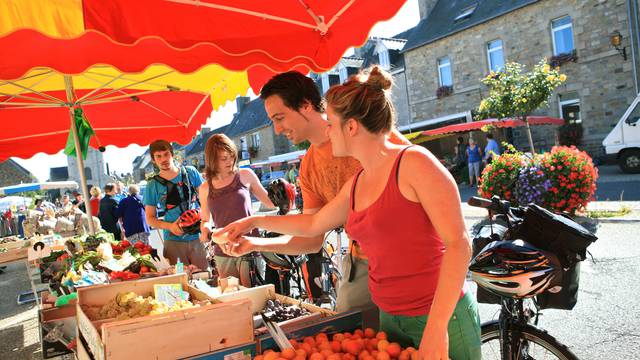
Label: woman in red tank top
xmin=217 ymin=67 xmax=481 ymax=360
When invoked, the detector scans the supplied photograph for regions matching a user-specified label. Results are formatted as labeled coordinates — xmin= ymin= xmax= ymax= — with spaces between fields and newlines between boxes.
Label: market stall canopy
xmin=421 ymin=116 xmax=565 ymax=137
xmin=0 ymin=65 xmax=245 ymax=161
xmin=0 ymin=0 xmax=406 ymax=92
xmin=0 ymin=196 xmax=32 ymax=211
xmin=0 ymin=181 xmax=79 ymax=196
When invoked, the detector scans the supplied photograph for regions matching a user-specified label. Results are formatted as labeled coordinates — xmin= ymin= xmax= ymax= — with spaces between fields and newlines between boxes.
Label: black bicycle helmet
xmin=469 ymin=240 xmax=561 ymax=299
xmin=267 ymin=178 xmax=296 ymax=215
xmin=178 ymin=209 xmax=201 ymax=234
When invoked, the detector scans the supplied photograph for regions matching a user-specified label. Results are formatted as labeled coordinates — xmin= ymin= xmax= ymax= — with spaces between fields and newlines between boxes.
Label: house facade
xmin=404 ymin=0 xmax=640 ymax=156
xmin=313 ymin=35 xmax=413 ymax=128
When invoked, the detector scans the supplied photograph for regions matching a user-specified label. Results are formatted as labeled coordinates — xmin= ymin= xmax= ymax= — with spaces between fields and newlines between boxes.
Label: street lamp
xmin=610 ymin=30 xmax=627 ymax=61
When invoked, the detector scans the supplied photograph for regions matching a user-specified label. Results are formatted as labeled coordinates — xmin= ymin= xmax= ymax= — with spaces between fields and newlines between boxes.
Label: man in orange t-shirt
xmin=264 ymin=71 xmax=412 ymax=313
xmin=225 ymin=71 xmax=409 ymax=315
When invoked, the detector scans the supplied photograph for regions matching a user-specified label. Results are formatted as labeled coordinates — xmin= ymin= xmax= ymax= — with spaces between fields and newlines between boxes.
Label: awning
xmin=422 ymin=116 xmax=565 ymax=136
xmin=0 ymin=181 xmax=79 ymax=196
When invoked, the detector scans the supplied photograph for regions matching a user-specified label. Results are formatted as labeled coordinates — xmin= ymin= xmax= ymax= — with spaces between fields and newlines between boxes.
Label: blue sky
xmin=13 ymin=0 xmax=420 ymax=182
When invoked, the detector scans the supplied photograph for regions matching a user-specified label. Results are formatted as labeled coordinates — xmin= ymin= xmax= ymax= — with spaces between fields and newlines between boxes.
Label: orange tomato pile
xmin=256 ymin=329 xmax=419 ymax=360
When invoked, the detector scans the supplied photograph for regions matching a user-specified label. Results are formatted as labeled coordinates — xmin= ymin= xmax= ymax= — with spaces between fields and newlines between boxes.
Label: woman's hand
xmin=220 ymin=237 xmax=256 ymax=257
xmin=214 ymin=216 xmax=258 ymax=241
xmin=418 ymin=324 xmax=449 ymax=360
xmin=199 ymin=227 xmax=210 ymax=243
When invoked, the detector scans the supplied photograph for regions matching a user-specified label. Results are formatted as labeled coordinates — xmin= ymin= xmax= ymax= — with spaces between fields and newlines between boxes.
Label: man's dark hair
xmin=457 ymin=136 xmax=464 ymax=143
xmin=104 ymin=183 xmax=115 ymax=193
xmin=260 ymin=71 xmax=325 ymax=112
xmin=149 ymin=139 xmax=174 ymax=158
xmin=486 ymin=133 xmax=494 ymax=139
xmin=35 ymin=199 xmax=43 ymax=206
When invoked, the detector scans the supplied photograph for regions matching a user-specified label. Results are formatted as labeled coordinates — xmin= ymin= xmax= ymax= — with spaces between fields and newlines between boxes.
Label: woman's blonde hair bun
xmin=365 ymin=65 xmax=393 ymax=91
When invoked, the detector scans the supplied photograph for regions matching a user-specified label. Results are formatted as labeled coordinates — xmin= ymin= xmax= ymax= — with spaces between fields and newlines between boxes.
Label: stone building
xmin=0 ymin=159 xmax=35 ymax=187
xmin=67 ymin=147 xmax=110 ymax=191
xmin=313 ymin=34 xmax=413 ymax=128
xmin=222 ymin=97 xmax=294 ymax=164
xmin=404 ymin=0 xmax=640 ymax=156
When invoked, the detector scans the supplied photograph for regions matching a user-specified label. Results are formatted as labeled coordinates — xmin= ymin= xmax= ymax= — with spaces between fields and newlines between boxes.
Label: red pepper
xmin=120 ymin=240 xmax=131 ymax=249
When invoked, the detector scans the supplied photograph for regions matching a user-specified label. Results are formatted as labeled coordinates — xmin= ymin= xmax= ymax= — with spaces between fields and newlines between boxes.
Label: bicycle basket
xmin=516 ymin=204 xmax=597 ymax=268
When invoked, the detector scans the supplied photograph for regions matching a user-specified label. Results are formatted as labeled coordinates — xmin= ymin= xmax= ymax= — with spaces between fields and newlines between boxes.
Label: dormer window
xmin=339 ymin=65 xmax=348 ymax=83
xmin=376 ymin=41 xmax=391 ymax=69
xmin=454 ymin=4 xmax=477 ymax=22
xmin=321 ymin=73 xmax=330 ymax=94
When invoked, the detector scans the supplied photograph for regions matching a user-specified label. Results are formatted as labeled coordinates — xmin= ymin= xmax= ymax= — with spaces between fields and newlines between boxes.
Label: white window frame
xmin=240 ymin=136 xmax=248 ymax=151
xmin=378 ymin=48 xmax=390 ymax=69
xmin=321 ymin=73 xmax=330 ymax=94
xmin=559 ymin=97 xmax=581 ymax=124
xmin=551 ymin=16 xmax=574 ymax=56
xmin=438 ymin=57 xmax=453 ymax=87
xmin=486 ymin=39 xmax=505 ymax=72
xmin=251 ymin=132 xmax=261 ymax=148
xmin=339 ymin=64 xmax=348 ymax=83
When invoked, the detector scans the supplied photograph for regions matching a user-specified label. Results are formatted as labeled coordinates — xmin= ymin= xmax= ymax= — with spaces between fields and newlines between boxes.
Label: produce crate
xmin=214 ymin=284 xmax=335 ymax=334
xmin=39 ymin=303 xmax=76 ymax=359
xmin=0 ymin=238 xmax=31 ymax=264
xmin=257 ymin=310 xmax=362 ymax=353
xmin=76 ymin=274 xmax=254 ymax=360
xmin=185 ymin=342 xmax=256 ymax=360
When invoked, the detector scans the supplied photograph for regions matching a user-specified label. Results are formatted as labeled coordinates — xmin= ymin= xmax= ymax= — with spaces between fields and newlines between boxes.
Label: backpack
xmin=151 ymin=166 xmax=199 ymax=213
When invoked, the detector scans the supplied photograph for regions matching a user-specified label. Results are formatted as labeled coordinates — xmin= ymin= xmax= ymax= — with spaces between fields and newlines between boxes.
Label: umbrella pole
xmin=64 ymin=76 xmax=95 ymax=234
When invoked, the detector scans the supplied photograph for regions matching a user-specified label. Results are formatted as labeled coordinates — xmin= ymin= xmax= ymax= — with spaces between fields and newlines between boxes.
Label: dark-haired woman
xmin=198 ymin=134 xmax=274 ymax=287
xmin=217 ymin=67 xmax=481 ymax=360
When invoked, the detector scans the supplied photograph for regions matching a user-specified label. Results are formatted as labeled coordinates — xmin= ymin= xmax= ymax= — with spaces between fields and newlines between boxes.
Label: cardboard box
xmin=185 ymin=342 xmax=256 ymax=360
xmin=39 ymin=304 xmax=76 ymax=359
xmin=214 ymin=284 xmax=336 ymax=334
xmin=257 ymin=310 xmax=362 ymax=353
xmin=77 ymin=274 xmax=254 ymax=360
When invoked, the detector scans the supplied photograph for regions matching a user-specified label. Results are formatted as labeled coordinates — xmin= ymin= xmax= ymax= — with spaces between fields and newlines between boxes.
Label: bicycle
xmin=468 ymin=195 xmax=597 ymax=360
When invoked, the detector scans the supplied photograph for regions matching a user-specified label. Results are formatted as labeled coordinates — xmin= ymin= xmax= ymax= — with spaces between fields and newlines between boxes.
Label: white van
xmin=602 ymin=94 xmax=640 ymax=173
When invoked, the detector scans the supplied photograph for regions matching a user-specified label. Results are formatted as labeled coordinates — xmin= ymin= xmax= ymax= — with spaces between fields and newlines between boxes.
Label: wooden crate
xmin=0 ymin=239 xmax=31 ymax=264
xmin=214 ymin=284 xmax=335 ymax=334
xmin=77 ymin=274 xmax=254 ymax=360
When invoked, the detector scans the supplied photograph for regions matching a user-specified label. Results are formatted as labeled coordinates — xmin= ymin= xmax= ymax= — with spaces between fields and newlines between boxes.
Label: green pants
xmin=379 ymin=292 xmax=481 ymax=360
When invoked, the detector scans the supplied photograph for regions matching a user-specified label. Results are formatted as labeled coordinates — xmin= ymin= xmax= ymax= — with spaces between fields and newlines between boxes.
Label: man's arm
xmin=145 ymin=205 xmax=183 ymax=236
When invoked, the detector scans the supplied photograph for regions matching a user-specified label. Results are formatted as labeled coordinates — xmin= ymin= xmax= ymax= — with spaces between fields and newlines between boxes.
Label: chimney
xmin=235 ymin=96 xmax=250 ymax=113
xmin=418 ymin=0 xmax=439 ymax=20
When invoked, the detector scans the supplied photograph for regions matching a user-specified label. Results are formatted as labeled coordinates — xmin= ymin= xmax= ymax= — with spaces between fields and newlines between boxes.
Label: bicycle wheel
xmin=481 ymin=321 xmax=578 ymax=360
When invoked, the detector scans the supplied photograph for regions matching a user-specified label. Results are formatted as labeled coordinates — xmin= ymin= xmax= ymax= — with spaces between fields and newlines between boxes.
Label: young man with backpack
xmin=143 ymin=140 xmax=207 ymax=269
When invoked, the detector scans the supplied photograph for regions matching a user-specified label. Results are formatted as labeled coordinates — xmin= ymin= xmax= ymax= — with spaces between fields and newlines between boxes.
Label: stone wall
xmin=404 ymin=0 xmax=637 ymax=156
xmin=0 ymin=160 xmax=34 ymax=187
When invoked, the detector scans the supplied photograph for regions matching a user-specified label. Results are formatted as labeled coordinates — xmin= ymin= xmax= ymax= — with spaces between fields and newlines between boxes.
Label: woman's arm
xmin=402 ymin=148 xmax=472 ymax=359
xmin=240 ymin=168 xmax=275 ymax=209
xmin=218 ymin=177 xmax=352 ymax=240
xmin=198 ymin=183 xmax=211 ymax=242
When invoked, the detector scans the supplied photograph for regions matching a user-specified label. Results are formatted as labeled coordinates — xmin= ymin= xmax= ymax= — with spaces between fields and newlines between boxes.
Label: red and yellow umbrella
xmin=0 ymin=0 xmax=407 ymax=231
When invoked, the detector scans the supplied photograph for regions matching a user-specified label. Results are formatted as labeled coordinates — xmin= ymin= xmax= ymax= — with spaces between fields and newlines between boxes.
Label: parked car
xmin=260 ymin=171 xmax=286 ymax=188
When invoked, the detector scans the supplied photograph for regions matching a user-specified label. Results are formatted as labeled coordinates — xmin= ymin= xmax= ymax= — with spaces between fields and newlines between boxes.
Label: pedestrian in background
xmin=117 ymin=184 xmax=150 ymax=244
xmin=484 ymin=133 xmax=501 ymax=165
xmin=99 ymin=183 xmax=122 ymax=240
xmin=466 ymin=138 xmax=483 ymax=187
xmin=89 ymin=186 xmax=101 ymax=217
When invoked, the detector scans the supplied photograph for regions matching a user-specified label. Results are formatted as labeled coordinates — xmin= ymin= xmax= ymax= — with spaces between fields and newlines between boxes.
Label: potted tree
xmin=476 ymin=59 xmax=567 ymax=153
